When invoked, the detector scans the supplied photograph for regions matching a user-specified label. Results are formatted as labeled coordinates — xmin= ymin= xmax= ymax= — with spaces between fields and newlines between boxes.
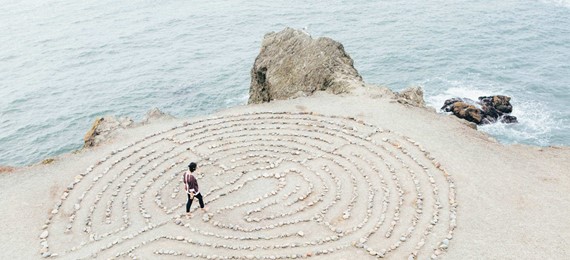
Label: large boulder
xmin=441 ymin=95 xmax=517 ymax=125
xmin=248 ymin=28 xmax=364 ymax=104
xmin=449 ymin=102 xmax=483 ymax=124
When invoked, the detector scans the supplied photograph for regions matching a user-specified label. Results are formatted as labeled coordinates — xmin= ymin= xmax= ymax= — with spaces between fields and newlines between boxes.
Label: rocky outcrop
xmin=142 ymin=107 xmax=175 ymax=124
xmin=0 ymin=166 xmax=15 ymax=174
xmin=248 ymin=28 xmax=364 ymax=104
xmin=441 ymin=95 xmax=518 ymax=125
xmin=83 ymin=108 xmax=175 ymax=148
xmin=395 ymin=86 xmax=426 ymax=108
xmin=83 ymin=116 xmax=134 ymax=148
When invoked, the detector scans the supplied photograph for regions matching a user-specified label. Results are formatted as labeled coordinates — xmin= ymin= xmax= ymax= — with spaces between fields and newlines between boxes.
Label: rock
xmin=84 ymin=108 xmax=175 ymax=148
xmin=39 ymin=230 xmax=49 ymax=239
xmin=441 ymin=95 xmax=517 ymax=125
xmin=450 ymin=102 xmax=482 ymax=124
xmin=83 ymin=117 xmax=104 ymax=148
xmin=248 ymin=27 xmax=364 ymax=104
xmin=141 ymin=108 xmax=175 ymax=124
xmin=500 ymin=115 xmax=518 ymax=124
xmin=41 ymin=158 xmax=55 ymax=165
xmin=84 ymin=116 xmax=133 ymax=148
xmin=0 ymin=166 xmax=16 ymax=173
xmin=395 ymin=87 xmax=426 ymax=108
xmin=479 ymin=95 xmax=512 ymax=114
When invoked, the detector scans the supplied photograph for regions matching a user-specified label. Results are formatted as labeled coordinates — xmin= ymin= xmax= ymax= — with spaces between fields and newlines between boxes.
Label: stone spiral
xmin=40 ymin=112 xmax=458 ymax=259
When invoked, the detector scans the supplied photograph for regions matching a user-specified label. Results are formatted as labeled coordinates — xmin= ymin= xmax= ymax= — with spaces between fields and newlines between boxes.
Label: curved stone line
xmin=40 ymin=112 xmax=457 ymax=260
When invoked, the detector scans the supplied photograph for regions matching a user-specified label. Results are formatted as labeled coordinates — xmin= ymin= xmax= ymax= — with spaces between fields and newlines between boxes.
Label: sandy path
xmin=1 ymin=88 xmax=569 ymax=259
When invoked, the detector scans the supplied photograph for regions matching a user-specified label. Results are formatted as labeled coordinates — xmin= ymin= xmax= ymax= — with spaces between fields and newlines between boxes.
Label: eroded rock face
xmin=248 ymin=28 xmax=364 ymax=104
xmin=441 ymin=95 xmax=518 ymax=125
xmin=83 ymin=116 xmax=134 ymax=148
xmin=83 ymin=108 xmax=175 ymax=148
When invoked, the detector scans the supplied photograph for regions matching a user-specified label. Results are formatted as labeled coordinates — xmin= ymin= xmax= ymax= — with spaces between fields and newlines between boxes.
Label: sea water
xmin=1 ymin=0 xmax=569 ymax=166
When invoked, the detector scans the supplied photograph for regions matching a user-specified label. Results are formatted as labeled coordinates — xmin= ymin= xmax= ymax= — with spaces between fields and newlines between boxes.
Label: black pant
xmin=186 ymin=193 xmax=204 ymax=212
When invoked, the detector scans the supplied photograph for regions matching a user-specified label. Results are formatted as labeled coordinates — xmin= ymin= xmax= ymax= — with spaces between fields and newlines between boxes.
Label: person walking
xmin=183 ymin=162 xmax=206 ymax=218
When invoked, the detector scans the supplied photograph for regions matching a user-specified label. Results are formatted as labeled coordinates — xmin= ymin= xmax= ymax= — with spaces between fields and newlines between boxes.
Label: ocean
xmin=1 ymin=0 xmax=569 ymax=166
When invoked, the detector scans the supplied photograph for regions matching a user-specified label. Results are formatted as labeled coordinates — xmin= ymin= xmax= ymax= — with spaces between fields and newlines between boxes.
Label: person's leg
xmin=196 ymin=193 xmax=204 ymax=208
xmin=186 ymin=193 xmax=193 ymax=213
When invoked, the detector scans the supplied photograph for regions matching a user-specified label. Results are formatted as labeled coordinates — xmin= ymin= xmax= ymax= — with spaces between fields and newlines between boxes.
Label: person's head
xmin=188 ymin=162 xmax=197 ymax=173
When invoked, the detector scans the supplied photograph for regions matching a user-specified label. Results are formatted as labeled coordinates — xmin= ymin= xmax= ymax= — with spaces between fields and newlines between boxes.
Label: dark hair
xmin=188 ymin=162 xmax=197 ymax=172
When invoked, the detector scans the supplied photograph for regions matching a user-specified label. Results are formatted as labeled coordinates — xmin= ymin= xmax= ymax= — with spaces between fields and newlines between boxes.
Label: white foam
xmin=421 ymin=80 xmax=559 ymax=146
xmin=422 ymin=78 xmax=502 ymax=111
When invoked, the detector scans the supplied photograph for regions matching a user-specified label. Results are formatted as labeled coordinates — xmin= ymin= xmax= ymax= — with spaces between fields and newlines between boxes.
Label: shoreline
xmin=2 ymin=86 xmax=566 ymax=171
xmin=1 ymin=86 xmax=569 ymax=259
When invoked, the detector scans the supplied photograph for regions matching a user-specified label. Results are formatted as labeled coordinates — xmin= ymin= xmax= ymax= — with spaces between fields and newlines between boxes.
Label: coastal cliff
xmin=1 ymin=28 xmax=569 ymax=260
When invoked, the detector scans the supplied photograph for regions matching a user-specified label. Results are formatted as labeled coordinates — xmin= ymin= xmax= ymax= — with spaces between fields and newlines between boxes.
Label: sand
xmin=1 ymin=87 xmax=569 ymax=259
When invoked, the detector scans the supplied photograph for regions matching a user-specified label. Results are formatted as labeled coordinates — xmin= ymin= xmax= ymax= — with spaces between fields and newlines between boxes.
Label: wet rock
xmin=441 ymin=95 xmax=517 ymax=125
xmin=449 ymin=102 xmax=482 ymax=124
xmin=248 ymin=27 xmax=364 ymax=104
xmin=479 ymin=95 xmax=512 ymax=114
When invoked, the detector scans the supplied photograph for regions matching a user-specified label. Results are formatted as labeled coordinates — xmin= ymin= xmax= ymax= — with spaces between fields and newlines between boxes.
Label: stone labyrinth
xmin=40 ymin=112 xmax=458 ymax=259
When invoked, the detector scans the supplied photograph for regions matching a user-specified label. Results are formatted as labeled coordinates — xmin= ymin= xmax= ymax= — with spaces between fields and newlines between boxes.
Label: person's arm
xmin=195 ymin=177 xmax=200 ymax=193
xmin=183 ymin=172 xmax=189 ymax=193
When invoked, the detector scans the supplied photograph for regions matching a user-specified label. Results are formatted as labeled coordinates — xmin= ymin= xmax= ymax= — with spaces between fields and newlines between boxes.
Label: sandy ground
xmin=1 ymin=87 xmax=569 ymax=259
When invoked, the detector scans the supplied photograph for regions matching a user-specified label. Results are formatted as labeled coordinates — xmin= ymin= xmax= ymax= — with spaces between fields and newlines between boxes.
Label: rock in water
xmin=450 ymin=102 xmax=483 ymax=124
xmin=479 ymin=95 xmax=513 ymax=114
xmin=248 ymin=27 xmax=364 ymax=104
xmin=441 ymin=95 xmax=517 ymax=125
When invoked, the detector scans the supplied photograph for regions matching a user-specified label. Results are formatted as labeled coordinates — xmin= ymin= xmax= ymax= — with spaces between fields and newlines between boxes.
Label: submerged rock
xmin=441 ymin=95 xmax=517 ymax=125
xmin=248 ymin=27 xmax=364 ymax=104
